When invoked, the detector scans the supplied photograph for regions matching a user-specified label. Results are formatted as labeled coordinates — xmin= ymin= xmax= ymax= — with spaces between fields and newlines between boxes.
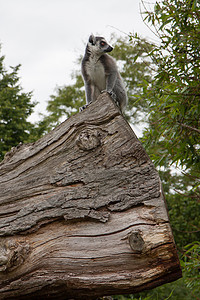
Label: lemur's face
xmin=88 ymin=35 xmax=113 ymax=55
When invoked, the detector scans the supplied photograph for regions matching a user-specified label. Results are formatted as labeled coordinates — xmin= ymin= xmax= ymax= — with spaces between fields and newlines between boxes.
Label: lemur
xmin=81 ymin=34 xmax=127 ymax=112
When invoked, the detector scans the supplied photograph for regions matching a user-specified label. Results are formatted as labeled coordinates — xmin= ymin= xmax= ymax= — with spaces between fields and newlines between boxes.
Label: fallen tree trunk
xmin=0 ymin=93 xmax=181 ymax=299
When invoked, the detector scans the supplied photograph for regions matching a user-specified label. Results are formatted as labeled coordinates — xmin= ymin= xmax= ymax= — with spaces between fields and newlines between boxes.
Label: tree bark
xmin=0 ymin=93 xmax=182 ymax=299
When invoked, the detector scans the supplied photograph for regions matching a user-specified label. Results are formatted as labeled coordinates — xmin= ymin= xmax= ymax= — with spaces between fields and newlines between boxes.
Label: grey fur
xmin=81 ymin=34 xmax=127 ymax=112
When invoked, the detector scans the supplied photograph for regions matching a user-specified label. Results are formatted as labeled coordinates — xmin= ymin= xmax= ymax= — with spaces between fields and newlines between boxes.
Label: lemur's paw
xmin=109 ymin=91 xmax=117 ymax=101
xmin=101 ymin=90 xmax=116 ymax=101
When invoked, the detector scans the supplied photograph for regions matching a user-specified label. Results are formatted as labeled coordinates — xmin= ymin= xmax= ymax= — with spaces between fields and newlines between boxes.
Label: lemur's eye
xmin=100 ymin=41 xmax=105 ymax=46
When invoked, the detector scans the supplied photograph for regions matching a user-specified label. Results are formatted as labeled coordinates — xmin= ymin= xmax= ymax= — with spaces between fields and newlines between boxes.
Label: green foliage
xmin=139 ymin=0 xmax=200 ymax=170
xmin=158 ymin=168 xmax=200 ymax=249
xmin=181 ymin=242 xmax=200 ymax=298
xmin=0 ymin=51 xmax=39 ymax=160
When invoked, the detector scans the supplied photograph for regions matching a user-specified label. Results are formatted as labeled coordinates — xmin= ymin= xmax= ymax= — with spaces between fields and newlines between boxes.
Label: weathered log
xmin=0 ymin=93 xmax=181 ymax=299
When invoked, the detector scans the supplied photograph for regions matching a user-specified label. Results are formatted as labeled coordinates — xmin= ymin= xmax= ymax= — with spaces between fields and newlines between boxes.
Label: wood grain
xmin=0 ymin=93 xmax=181 ymax=299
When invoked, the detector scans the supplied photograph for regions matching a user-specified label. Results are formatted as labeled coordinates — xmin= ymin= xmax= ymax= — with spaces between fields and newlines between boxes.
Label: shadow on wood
xmin=0 ymin=93 xmax=182 ymax=299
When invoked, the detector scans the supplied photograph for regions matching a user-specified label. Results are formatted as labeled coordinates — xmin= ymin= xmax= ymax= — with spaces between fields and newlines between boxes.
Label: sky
xmin=0 ymin=0 xmax=157 ymax=131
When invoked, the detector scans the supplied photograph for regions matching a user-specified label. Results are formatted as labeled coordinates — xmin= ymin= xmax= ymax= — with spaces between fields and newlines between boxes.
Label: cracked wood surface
xmin=0 ymin=93 xmax=181 ymax=299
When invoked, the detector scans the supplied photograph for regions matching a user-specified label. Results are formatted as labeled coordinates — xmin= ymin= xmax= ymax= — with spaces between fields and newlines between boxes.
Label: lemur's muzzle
xmin=105 ymin=46 xmax=113 ymax=53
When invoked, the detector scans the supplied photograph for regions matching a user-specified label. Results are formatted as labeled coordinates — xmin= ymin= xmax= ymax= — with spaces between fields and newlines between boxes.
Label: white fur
xmin=86 ymin=58 xmax=106 ymax=92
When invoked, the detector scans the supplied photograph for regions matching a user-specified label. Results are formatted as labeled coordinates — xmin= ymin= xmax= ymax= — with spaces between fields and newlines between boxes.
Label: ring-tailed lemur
xmin=81 ymin=34 xmax=127 ymax=112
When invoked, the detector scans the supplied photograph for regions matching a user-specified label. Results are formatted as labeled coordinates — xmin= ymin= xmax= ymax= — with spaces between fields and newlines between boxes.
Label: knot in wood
xmin=76 ymin=129 xmax=101 ymax=151
xmin=128 ymin=231 xmax=145 ymax=254
xmin=0 ymin=240 xmax=30 ymax=272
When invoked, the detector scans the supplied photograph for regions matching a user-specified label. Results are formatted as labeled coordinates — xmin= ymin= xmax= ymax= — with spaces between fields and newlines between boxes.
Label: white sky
xmin=0 ymin=0 xmax=157 ymax=132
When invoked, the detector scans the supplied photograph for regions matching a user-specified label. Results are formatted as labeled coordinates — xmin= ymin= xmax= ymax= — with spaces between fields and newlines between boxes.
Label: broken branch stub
xmin=0 ymin=93 xmax=181 ymax=299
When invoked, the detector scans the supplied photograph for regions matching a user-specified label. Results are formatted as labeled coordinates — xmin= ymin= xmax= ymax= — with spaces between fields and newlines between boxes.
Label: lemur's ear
xmin=89 ymin=34 xmax=96 ymax=45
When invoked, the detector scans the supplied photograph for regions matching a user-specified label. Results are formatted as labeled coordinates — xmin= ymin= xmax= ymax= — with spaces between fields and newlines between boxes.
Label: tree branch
xmin=178 ymin=122 xmax=200 ymax=134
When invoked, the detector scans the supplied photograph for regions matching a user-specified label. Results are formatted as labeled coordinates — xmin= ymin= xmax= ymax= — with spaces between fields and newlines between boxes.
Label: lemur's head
xmin=87 ymin=34 xmax=113 ymax=55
